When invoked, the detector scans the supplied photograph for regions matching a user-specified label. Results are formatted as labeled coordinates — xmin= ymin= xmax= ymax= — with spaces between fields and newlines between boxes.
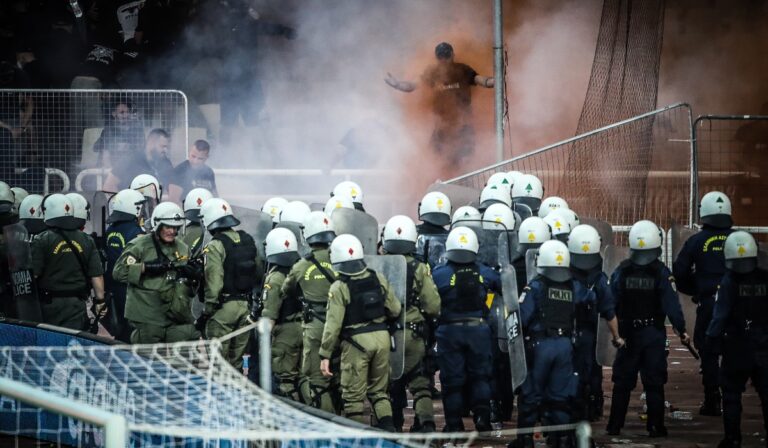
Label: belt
xmin=220 ymin=294 xmax=250 ymax=303
xmin=629 ymin=318 xmax=662 ymax=329
xmin=42 ymin=289 xmax=89 ymax=299
xmin=531 ymin=328 xmax=573 ymax=338
xmin=440 ymin=317 xmax=485 ymax=326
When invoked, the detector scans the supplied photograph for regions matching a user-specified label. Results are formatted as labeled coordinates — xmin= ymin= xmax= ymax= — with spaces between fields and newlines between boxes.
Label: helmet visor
xmin=421 ymin=212 xmax=450 ymax=227
xmin=629 ymin=247 xmax=662 ymax=266
xmin=726 ymin=257 xmax=757 ymax=274
xmin=570 ymin=253 xmax=602 ymax=271
xmin=383 ymin=240 xmax=416 ymax=255
xmin=446 ymin=249 xmax=477 ymax=264
xmin=701 ymin=214 xmax=733 ymax=229
xmin=536 ymin=266 xmax=572 ymax=282
xmin=333 ymin=260 xmax=367 ymax=276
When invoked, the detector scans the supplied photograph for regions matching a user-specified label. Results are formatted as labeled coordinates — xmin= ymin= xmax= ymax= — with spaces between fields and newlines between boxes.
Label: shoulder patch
xmin=126 ymin=255 xmax=137 ymax=265
xmin=264 ymin=284 xmax=272 ymax=291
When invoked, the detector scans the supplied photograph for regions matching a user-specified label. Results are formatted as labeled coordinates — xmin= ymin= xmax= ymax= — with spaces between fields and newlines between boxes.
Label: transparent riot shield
xmin=524 ymin=248 xmax=538 ymax=285
xmin=497 ymin=231 xmax=519 ymax=271
xmin=476 ymin=228 xmax=503 ymax=269
xmin=415 ymin=234 xmax=447 ymax=268
xmin=4 ymin=223 xmax=41 ymax=322
xmin=427 ymin=182 xmax=481 ymax=209
xmin=670 ymin=224 xmax=699 ymax=331
xmin=333 ymin=208 xmax=379 ymax=256
xmin=513 ymin=203 xmax=533 ymax=221
xmin=581 ymin=217 xmax=613 ymax=249
xmin=501 ymin=267 xmax=526 ymax=389
xmin=364 ymin=254 xmax=407 ymax=380
xmin=596 ymin=245 xmax=629 ymax=366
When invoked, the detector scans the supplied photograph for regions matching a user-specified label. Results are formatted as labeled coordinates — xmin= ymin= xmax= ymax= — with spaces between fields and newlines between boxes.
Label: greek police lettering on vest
xmin=431 ymin=226 xmax=501 ymax=432
xmin=673 ymin=191 xmax=734 ymax=416
xmin=513 ymin=240 xmax=595 ymax=448
xmin=197 ymin=198 xmax=257 ymax=369
xmin=705 ymin=231 xmax=768 ymax=447
xmin=319 ymin=234 xmax=402 ymax=431
xmin=606 ymin=220 xmax=689 ymax=438
xmin=261 ymin=227 xmax=303 ymax=401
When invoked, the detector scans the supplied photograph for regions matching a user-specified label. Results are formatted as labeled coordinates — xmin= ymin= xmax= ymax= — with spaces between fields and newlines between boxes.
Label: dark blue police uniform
xmin=607 ymin=259 xmax=686 ymax=436
xmin=433 ymin=260 xmax=500 ymax=431
xmin=706 ymin=268 xmax=768 ymax=446
xmin=104 ymin=219 xmax=143 ymax=342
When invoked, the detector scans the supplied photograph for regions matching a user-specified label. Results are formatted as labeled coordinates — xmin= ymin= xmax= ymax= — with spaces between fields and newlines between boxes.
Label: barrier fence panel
xmin=0 ymin=89 xmax=188 ymax=194
xmin=693 ymin=115 xmax=768 ymax=238
xmin=446 ymin=103 xmax=695 ymax=239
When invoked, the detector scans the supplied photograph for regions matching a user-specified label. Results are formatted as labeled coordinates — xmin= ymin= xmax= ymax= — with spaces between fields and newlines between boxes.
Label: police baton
xmin=682 ymin=339 xmax=700 ymax=360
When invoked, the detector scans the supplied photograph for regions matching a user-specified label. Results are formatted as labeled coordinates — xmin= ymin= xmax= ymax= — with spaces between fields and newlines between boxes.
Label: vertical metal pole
xmin=257 ymin=318 xmax=272 ymax=394
xmin=493 ymin=0 xmax=505 ymax=162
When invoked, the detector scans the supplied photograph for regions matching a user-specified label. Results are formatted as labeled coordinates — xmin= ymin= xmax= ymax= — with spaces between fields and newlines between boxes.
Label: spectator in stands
xmin=103 ymin=128 xmax=180 ymax=200
xmin=93 ymin=98 xmax=145 ymax=169
xmin=168 ymin=139 xmax=217 ymax=203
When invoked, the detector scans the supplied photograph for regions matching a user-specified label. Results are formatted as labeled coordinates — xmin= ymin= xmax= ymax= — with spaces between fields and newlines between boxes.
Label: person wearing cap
xmin=385 ymin=42 xmax=494 ymax=168
xmin=319 ymin=234 xmax=402 ymax=431
xmin=431 ymin=226 xmax=501 ymax=432
xmin=0 ymin=181 xmax=18 ymax=317
xmin=103 ymin=189 xmax=146 ymax=342
xmin=606 ymin=220 xmax=690 ymax=438
xmin=31 ymin=194 xmax=105 ymax=330
xmin=280 ymin=211 xmax=339 ymax=413
xmin=113 ymin=201 xmax=199 ymax=344
xmin=673 ymin=191 xmax=734 ymax=416
xmin=196 ymin=198 xmax=257 ymax=369
xmin=705 ymin=231 xmax=768 ymax=448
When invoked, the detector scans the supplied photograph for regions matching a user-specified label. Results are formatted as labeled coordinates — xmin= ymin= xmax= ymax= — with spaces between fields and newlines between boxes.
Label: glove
xmin=194 ymin=313 xmax=211 ymax=334
xmin=177 ymin=261 xmax=203 ymax=281
xmin=144 ymin=259 xmax=171 ymax=275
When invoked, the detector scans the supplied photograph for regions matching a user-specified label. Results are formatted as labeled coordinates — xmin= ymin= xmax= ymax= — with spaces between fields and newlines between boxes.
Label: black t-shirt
xmin=118 ymin=150 xmax=176 ymax=194
xmin=172 ymin=160 xmax=218 ymax=199
xmin=421 ymin=62 xmax=478 ymax=124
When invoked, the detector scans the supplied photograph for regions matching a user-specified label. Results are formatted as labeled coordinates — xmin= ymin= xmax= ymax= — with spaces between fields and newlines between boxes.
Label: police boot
xmin=507 ymin=435 xmax=534 ymax=448
xmin=645 ymin=385 xmax=668 ymax=437
xmin=490 ymin=400 xmax=503 ymax=430
xmin=700 ymin=387 xmax=723 ymax=416
xmin=717 ymin=436 xmax=741 ymax=448
xmin=606 ymin=387 xmax=631 ymax=435
xmin=473 ymin=405 xmax=492 ymax=432
xmin=413 ymin=418 xmax=436 ymax=434
xmin=376 ymin=416 xmax=396 ymax=432
xmin=588 ymin=392 xmax=604 ymax=421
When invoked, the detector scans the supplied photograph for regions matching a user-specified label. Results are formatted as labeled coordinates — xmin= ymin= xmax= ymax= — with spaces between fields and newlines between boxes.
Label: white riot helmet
xmin=279 ymin=201 xmax=311 ymax=225
xmin=511 ymin=174 xmax=544 ymax=212
xmin=261 ymin=197 xmax=289 ymax=224
xmin=446 ymin=226 xmax=479 ymax=263
xmin=200 ymin=198 xmax=240 ymax=231
xmin=383 ymin=215 xmax=418 ymax=254
xmin=543 ymin=212 xmax=571 ymax=243
xmin=332 ymin=181 xmax=364 ymax=209
xmin=130 ymin=174 xmax=162 ymax=201
xmin=567 ymin=224 xmax=602 ymax=270
xmin=538 ymin=196 xmax=569 ymax=218
xmin=183 ymin=188 xmax=214 ymax=223
xmin=550 ymin=208 xmax=580 ymax=230
xmin=518 ymin=216 xmax=552 ymax=250
xmin=150 ymin=202 xmax=185 ymax=231
xmin=700 ymin=191 xmax=733 ymax=229
xmin=324 ymin=196 xmax=355 ymax=216
xmin=418 ymin=191 xmax=452 ymax=227
xmin=724 ymin=231 xmax=758 ymax=274
xmin=452 ymin=205 xmax=482 ymax=228
xmin=628 ymin=220 xmax=663 ymax=266
xmin=330 ymin=234 xmax=366 ymax=275
xmin=41 ymin=193 xmax=77 ymax=229
xmin=11 ymin=187 xmax=28 ymax=215
xmin=265 ymin=227 xmax=301 ymax=267
xmin=0 ymin=181 xmax=13 ymax=214
xmin=536 ymin=240 xmax=572 ymax=282
xmin=507 ymin=171 xmax=524 ymax=187
xmin=482 ymin=203 xmax=516 ymax=231
xmin=303 ymin=211 xmax=336 ymax=244
xmin=19 ymin=194 xmax=46 ymax=234
xmin=487 ymin=172 xmax=513 ymax=190
xmin=480 ymin=184 xmax=512 ymax=209
xmin=108 ymin=189 xmax=146 ymax=223
xmin=65 ymin=192 xmax=90 ymax=229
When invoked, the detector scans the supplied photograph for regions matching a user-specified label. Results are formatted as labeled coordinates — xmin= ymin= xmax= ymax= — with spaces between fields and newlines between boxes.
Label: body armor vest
xmin=731 ymin=269 xmax=768 ymax=330
xmin=213 ymin=231 xmax=257 ymax=296
xmin=443 ymin=263 xmax=485 ymax=315
xmin=276 ymin=266 xmax=302 ymax=322
xmin=538 ymin=277 xmax=575 ymax=337
xmin=617 ymin=260 xmax=663 ymax=325
xmin=341 ymin=270 xmax=386 ymax=327
xmin=406 ymin=258 xmax=420 ymax=307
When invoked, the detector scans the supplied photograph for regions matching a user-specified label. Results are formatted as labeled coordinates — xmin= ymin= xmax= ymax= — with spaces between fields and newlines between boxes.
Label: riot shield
xmin=332 ymin=208 xmax=379 ymax=256
xmin=497 ymin=231 xmax=519 ymax=270
xmin=426 ymin=182 xmax=480 ymax=209
xmin=581 ymin=217 xmax=613 ymax=249
xmin=415 ymin=234 xmax=447 ymax=268
xmin=596 ymin=245 xmax=629 ymax=366
xmin=513 ymin=203 xmax=533 ymax=221
xmin=4 ymin=223 xmax=41 ymax=322
xmin=476 ymin=228 xmax=503 ymax=269
xmin=84 ymin=191 xmax=112 ymax=237
xmin=501 ymin=267 xmax=526 ymax=389
xmin=231 ymin=206 xmax=273 ymax=246
xmin=524 ymin=249 xmax=538 ymax=285
xmin=670 ymin=224 xmax=699 ymax=337
xmin=364 ymin=254 xmax=407 ymax=380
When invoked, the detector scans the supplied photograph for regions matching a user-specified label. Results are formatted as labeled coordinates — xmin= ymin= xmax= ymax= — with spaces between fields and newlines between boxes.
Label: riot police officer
xmin=31 ymin=194 xmax=106 ymax=330
xmin=382 ymin=215 xmax=441 ymax=432
xmin=261 ymin=197 xmax=289 ymax=227
xmin=113 ymin=202 xmax=199 ymax=343
xmin=706 ymin=231 xmax=768 ymax=448
xmin=511 ymin=174 xmax=544 ymax=218
xmin=103 ymin=189 xmax=146 ymax=342
xmin=417 ymin=191 xmax=451 ymax=237
xmin=319 ymin=234 xmax=402 ymax=430
xmin=18 ymin=194 xmax=46 ymax=235
xmin=182 ymin=188 xmax=214 ymax=255
xmin=197 ymin=198 xmax=256 ymax=369
xmin=514 ymin=217 xmax=552 ymax=294
xmin=515 ymin=240 xmax=598 ymax=448
xmin=673 ymin=191 xmax=734 ymax=416
xmin=606 ymin=220 xmax=690 ymax=438
xmin=432 ymin=226 xmax=501 ymax=432
xmin=0 ymin=181 xmax=16 ymax=317
xmin=260 ymin=227 xmax=303 ymax=400
xmin=281 ymin=211 xmax=339 ymax=413
xmin=331 ymin=181 xmax=365 ymax=212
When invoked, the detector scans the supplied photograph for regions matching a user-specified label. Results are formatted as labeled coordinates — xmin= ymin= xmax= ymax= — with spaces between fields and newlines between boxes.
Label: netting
xmin=0 ymin=89 xmax=188 ymax=194
xmin=693 ymin=115 xmax=768 ymax=234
